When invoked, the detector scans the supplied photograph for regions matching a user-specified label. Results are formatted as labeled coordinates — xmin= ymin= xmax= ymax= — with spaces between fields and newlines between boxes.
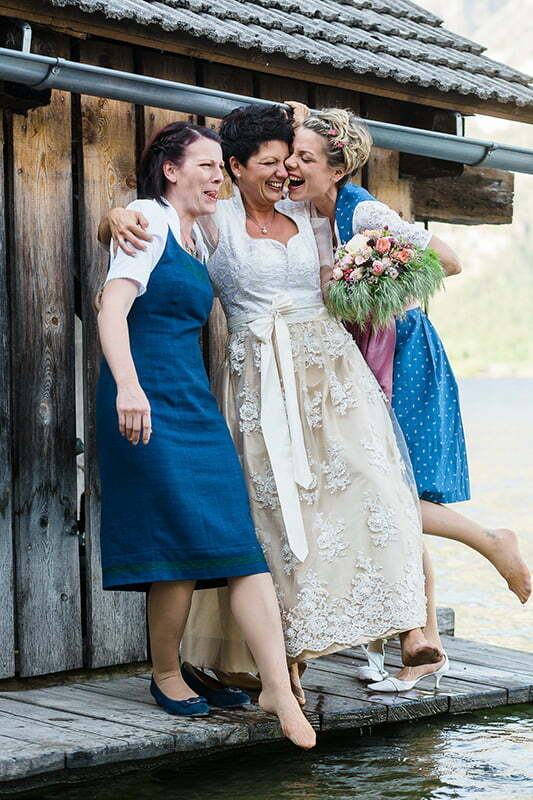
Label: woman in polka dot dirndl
xmin=284 ymin=102 xmax=530 ymax=689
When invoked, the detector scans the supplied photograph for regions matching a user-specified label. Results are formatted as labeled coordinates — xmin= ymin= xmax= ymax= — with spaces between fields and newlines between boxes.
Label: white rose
xmin=332 ymin=267 xmax=344 ymax=280
xmin=345 ymin=234 xmax=369 ymax=255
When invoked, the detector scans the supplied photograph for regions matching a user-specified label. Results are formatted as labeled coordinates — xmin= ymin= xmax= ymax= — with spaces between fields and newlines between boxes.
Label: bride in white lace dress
xmin=179 ymin=105 xmax=437 ymax=681
xmin=103 ymin=105 xmax=441 ymax=698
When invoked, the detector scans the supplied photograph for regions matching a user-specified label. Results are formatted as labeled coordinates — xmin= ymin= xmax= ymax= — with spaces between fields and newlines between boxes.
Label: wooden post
xmin=78 ymin=40 xmax=146 ymax=668
xmin=201 ymin=63 xmax=255 ymax=381
xmin=10 ymin=34 xmax=82 ymax=676
xmin=366 ymin=148 xmax=414 ymax=220
xmin=0 ymin=110 xmax=15 ymax=678
xmin=363 ymin=96 xmax=414 ymax=220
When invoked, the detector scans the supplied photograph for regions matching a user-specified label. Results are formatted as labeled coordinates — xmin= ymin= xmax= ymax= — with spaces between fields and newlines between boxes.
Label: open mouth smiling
xmin=266 ymin=180 xmax=284 ymax=191
xmin=288 ymin=174 xmax=305 ymax=188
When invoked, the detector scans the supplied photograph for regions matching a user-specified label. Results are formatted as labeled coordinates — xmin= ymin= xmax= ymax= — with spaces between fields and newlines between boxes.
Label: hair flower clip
xmin=327 ymin=128 xmax=338 ymax=136
xmin=334 ymin=140 xmax=345 ymax=149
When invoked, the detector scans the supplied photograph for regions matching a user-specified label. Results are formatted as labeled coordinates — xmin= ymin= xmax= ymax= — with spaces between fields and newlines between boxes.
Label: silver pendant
xmin=261 ymin=227 xmax=267 ymax=234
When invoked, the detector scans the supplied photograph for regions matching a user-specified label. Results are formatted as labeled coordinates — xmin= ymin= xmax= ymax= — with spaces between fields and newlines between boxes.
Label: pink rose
xmin=332 ymin=267 xmax=344 ymax=280
xmin=372 ymin=260 xmax=385 ymax=275
xmin=351 ymin=267 xmax=363 ymax=281
xmin=381 ymin=256 xmax=392 ymax=268
xmin=341 ymin=254 xmax=355 ymax=268
xmin=375 ymin=237 xmax=391 ymax=254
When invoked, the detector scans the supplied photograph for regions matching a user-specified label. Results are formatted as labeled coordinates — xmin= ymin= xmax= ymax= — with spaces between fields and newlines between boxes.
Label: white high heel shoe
xmin=367 ymin=653 xmax=449 ymax=693
xmin=355 ymin=645 xmax=389 ymax=683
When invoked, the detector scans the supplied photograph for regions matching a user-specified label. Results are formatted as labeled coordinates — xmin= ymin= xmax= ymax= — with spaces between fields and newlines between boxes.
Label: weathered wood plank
xmin=305 ymin=659 xmax=450 ymax=723
xmin=0 ymin=708 xmax=173 ymax=769
xmin=78 ymin=39 xmax=147 ymax=668
xmin=11 ymin=33 xmax=82 ymax=677
xmin=0 ymin=109 xmax=15 ymax=679
xmin=441 ymin=635 xmax=533 ymax=674
xmin=0 ymin=735 xmax=64 ymax=782
xmin=256 ymin=74 xmax=310 ymax=105
xmin=0 ymin=693 xmax=174 ymax=745
xmin=413 ymin=166 xmax=514 ymax=225
xmin=0 ymin=682 xmax=248 ymax=750
xmin=141 ymin=51 xmax=196 ymax=144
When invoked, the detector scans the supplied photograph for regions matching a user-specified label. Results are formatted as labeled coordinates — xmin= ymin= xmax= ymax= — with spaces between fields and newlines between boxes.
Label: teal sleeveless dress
xmin=96 ymin=200 xmax=268 ymax=590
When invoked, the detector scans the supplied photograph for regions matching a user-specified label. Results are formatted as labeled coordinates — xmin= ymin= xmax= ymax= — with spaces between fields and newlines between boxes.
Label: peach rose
xmin=394 ymin=248 xmax=412 ymax=264
xmin=375 ymin=237 xmax=391 ymax=254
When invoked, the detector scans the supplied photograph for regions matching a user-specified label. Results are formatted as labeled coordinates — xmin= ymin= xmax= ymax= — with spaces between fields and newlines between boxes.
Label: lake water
xmin=16 ymin=707 xmax=533 ymax=800
xmin=428 ymin=378 xmax=533 ymax=653
xmin=14 ymin=378 xmax=533 ymax=800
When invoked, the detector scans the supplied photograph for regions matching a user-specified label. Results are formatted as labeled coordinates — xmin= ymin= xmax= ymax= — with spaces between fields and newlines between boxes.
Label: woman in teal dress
xmin=96 ymin=121 xmax=315 ymax=747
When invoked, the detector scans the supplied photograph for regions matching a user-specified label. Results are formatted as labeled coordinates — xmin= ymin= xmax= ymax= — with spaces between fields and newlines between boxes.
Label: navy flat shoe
xmin=181 ymin=662 xmax=251 ymax=707
xmin=150 ymin=675 xmax=209 ymax=716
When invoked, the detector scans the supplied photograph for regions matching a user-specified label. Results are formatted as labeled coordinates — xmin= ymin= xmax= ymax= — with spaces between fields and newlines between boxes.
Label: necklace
xmin=182 ymin=237 xmax=198 ymax=259
xmin=246 ymin=209 xmax=276 ymax=235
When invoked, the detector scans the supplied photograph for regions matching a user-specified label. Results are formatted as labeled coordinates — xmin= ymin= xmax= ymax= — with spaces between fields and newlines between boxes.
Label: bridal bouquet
xmin=325 ymin=227 xmax=444 ymax=329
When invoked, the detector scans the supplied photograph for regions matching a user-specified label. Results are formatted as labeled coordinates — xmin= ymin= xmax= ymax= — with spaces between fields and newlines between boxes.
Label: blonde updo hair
xmin=302 ymin=108 xmax=372 ymax=187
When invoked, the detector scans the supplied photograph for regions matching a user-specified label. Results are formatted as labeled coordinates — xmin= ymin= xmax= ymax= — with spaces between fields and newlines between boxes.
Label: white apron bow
xmin=228 ymin=293 xmax=330 ymax=562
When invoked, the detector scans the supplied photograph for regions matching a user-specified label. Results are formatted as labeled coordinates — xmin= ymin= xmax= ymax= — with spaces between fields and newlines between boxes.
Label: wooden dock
xmin=1 ymin=626 xmax=532 ymax=793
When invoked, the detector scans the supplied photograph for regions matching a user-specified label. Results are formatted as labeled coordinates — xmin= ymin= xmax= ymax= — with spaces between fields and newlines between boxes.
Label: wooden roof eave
xmin=0 ymin=0 xmax=532 ymax=125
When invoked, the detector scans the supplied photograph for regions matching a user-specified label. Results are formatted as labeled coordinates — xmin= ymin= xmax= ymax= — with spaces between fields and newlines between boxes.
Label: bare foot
xmin=483 ymin=529 xmax=531 ymax=604
xmin=393 ymin=655 xmax=447 ymax=683
xmin=400 ymin=628 xmax=442 ymax=666
xmin=289 ymin=662 xmax=306 ymax=707
xmin=259 ymin=687 xmax=316 ymax=749
xmin=153 ymin=671 xmax=200 ymax=702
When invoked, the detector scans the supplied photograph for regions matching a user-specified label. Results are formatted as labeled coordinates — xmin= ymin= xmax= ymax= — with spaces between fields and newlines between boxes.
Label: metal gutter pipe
xmin=1 ymin=46 xmax=532 ymax=175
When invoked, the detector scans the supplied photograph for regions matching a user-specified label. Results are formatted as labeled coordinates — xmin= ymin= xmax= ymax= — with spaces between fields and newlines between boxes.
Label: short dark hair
xmin=138 ymin=121 xmax=221 ymax=203
xmin=219 ymin=104 xmax=294 ymax=180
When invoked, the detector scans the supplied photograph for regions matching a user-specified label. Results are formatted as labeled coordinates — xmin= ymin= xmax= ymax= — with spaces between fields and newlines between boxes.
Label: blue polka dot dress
xmin=391 ymin=308 xmax=469 ymax=502
xmin=336 ymin=183 xmax=470 ymax=503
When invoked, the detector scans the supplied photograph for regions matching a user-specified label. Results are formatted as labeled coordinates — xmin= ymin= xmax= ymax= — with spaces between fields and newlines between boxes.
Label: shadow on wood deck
xmin=1 ymin=627 xmax=532 ymax=793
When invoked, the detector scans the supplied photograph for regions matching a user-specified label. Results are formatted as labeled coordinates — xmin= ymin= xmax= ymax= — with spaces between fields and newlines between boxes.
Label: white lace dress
xmin=181 ymin=188 xmax=426 ymax=671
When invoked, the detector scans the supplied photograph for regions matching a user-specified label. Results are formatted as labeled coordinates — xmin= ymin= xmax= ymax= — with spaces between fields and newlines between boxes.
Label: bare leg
xmin=288 ymin=662 xmax=306 ymax=706
xmin=395 ymin=546 xmax=446 ymax=681
xmin=421 ymin=500 xmax=531 ymax=604
xmin=148 ymin=580 xmax=199 ymax=701
xmin=227 ymin=573 xmax=316 ymax=749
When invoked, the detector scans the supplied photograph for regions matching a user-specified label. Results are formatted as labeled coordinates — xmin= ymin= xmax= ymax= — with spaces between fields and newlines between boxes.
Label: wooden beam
xmin=0 ymin=109 xmax=15 ymax=679
xmin=77 ymin=39 xmax=147 ymax=668
xmin=10 ymin=33 xmax=82 ymax=677
xmin=0 ymin=1 xmax=531 ymax=124
xmin=413 ymin=166 xmax=514 ymax=225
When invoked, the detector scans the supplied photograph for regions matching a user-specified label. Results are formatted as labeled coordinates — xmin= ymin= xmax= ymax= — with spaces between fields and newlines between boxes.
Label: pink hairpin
xmin=327 ymin=128 xmax=337 ymax=136
xmin=334 ymin=140 xmax=345 ymax=149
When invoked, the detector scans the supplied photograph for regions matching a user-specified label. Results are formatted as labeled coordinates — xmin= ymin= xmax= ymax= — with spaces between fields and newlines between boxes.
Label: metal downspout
xmin=0 ymin=46 xmax=532 ymax=174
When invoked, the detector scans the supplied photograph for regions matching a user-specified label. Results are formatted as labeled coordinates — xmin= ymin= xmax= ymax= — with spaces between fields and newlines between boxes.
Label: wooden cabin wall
xmin=0 ymin=32 xmax=417 ymax=679
xmin=77 ymin=39 xmax=146 ymax=670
